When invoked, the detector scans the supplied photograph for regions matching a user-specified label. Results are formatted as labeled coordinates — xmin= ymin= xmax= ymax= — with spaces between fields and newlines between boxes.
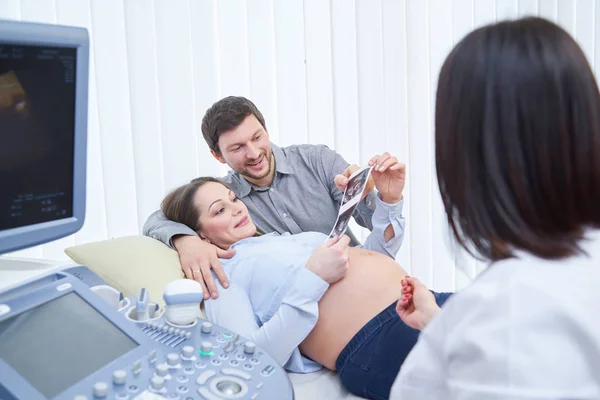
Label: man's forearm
xmin=142 ymin=210 xmax=197 ymax=248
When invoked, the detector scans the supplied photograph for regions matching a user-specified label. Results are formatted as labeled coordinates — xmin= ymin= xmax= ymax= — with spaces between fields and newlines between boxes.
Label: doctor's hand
xmin=334 ymin=164 xmax=375 ymax=200
xmin=306 ymin=235 xmax=350 ymax=284
xmin=395 ymin=276 xmax=440 ymax=331
xmin=173 ymin=235 xmax=235 ymax=300
xmin=369 ymin=153 xmax=405 ymax=204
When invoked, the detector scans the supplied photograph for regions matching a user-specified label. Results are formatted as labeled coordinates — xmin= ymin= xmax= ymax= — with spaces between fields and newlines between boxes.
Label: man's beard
xmin=241 ymin=151 xmax=273 ymax=181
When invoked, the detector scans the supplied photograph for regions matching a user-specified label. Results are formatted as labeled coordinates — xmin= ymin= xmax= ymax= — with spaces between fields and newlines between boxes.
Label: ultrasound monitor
xmin=0 ymin=20 xmax=89 ymax=254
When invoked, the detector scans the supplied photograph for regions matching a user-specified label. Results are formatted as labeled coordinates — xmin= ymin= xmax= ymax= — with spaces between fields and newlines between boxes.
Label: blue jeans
xmin=335 ymin=291 xmax=453 ymax=400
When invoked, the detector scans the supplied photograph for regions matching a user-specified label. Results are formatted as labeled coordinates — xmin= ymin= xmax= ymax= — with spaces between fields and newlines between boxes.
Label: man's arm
xmin=317 ymin=145 xmax=376 ymax=230
xmin=142 ymin=209 xmax=233 ymax=300
xmin=142 ymin=209 xmax=197 ymax=248
xmin=359 ymin=195 xmax=405 ymax=258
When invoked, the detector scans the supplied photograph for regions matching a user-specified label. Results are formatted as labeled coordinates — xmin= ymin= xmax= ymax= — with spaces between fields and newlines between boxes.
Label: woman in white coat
xmin=391 ymin=17 xmax=600 ymax=399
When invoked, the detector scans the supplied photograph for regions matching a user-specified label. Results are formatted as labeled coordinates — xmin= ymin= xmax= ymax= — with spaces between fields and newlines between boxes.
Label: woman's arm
xmin=203 ymin=267 xmax=329 ymax=372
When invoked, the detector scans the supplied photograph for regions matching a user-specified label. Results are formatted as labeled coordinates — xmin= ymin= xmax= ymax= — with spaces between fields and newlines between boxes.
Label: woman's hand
xmin=305 ymin=235 xmax=350 ymax=284
xmin=369 ymin=153 xmax=405 ymax=204
xmin=395 ymin=276 xmax=441 ymax=331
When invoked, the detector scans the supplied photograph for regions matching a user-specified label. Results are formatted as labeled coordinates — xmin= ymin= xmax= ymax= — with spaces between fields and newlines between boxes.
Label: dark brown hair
xmin=161 ymin=177 xmax=231 ymax=232
xmin=201 ymin=96 xmax=267 ymax=154
xmin=435 ymin=17 xmax=600 ymax=261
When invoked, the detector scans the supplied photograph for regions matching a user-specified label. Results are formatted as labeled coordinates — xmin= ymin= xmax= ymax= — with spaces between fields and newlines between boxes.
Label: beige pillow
xmin=64 ymin=235 xmax=184 ymax=306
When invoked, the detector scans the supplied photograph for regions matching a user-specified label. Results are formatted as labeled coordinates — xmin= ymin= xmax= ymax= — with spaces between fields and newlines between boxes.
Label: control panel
xmin=0 ymin=268 xmax=295 ymax=400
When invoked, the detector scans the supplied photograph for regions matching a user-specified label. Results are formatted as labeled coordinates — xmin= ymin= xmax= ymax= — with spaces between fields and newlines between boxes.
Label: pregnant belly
xmin=299 ymin=248 xmax=407 ymax=370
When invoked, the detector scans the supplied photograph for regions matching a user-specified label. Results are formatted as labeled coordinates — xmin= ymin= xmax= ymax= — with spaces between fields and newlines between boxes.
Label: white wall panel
xmin=330 ymin=0 xmax=360 ymax=164
xmin=431 ymin=0 xmax=457 ymax=290
xmin=153 ymin=0 xmax=201 ymax=191
xmin=3 ymin=0 xmax=600 ymax=292
xmin=273 ymin=0 xmax=308 ymax=147
xmin=576 ymin=0 xmax=595 ymax=69
xmin=304 ymin=0 xmax=335 ymax=148
xmin=57 ymin=0 xmax=109 ymax=251
xmin=356 ymin=0 xmax=386 ymax=164
xmin=539 ymin=0 xmax=558 ymax=22
xmin=123 ymin=0 xmax=165 ymax=231
xmin=246 ymin=0 xmax=279 ymax=144
xmin=216 ymin=0 xmax=250 ymax=98
xmin=89 ymin=0 xmax=139 ymax=238
xmin=188 ymin=0 xmax=223 ymax=177
xmin=382 ymin=0 xmax=410 ymax=270
xmin=406 ymin=0 xmax=433 ymax=286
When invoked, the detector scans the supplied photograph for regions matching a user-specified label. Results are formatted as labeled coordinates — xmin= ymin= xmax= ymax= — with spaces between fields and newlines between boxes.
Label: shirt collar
xmin=229 ymin=143 xmax=294 ymax=198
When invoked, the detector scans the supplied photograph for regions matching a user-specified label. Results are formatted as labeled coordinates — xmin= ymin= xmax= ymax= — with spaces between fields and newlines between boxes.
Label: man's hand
xmin=305 ymin=235 xmax=351 ymax=284
xmin=395 ymin=276 xmax=440 ymax=331
xmin=173 ymin=235 xmax=235 ymax=300
xmin=334 ymin=164 xmax=375 ymax=200
xmin=368 ymin=153 xmax=405 ymax=204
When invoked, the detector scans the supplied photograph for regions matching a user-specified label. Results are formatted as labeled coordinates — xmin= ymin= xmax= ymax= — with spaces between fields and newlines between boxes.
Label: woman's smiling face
xmin=193 ymin=181 xmax=257 ymax=249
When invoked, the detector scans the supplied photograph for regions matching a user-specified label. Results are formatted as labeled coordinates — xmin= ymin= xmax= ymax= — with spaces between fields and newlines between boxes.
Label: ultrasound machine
xmin=0 ymin=20 xmax=294 ymax=400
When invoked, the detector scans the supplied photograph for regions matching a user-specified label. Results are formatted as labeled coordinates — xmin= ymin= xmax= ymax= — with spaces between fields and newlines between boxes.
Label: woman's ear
xmin=198 ymin=233 xmax=211 ymax=244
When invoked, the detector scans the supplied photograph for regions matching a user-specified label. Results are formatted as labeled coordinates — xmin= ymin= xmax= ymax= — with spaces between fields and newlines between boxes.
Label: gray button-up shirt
xmin=143 ymin=143 xmax=394 ymax=247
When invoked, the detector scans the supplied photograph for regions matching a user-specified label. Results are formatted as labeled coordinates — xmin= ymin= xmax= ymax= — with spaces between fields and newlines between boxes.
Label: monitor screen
xmin=0 ymin=44 xmax=76 ymax=230
xmin=0 ymin=292 xmax=139 ymax=398
xmin=0 ymin=21 xmax=89 ymax=254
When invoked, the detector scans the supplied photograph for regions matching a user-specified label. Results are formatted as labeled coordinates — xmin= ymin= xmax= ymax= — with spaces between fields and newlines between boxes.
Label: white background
xmin=1 ymin=0 xmax=597 ymax=292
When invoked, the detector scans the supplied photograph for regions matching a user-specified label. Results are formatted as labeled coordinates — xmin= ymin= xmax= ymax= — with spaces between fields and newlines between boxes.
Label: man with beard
xmin=143 ymin=96 xmax=406 ymax=299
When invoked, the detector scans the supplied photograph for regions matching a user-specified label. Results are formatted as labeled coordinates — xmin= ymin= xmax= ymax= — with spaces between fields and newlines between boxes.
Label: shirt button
xmin=282 ymin=213 xmax=287 ymax=218
xmin=269 ymin=188 xmax=274 ymax=192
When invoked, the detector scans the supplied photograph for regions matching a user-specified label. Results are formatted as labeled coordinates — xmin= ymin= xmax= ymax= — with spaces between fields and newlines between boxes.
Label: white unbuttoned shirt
xmin=391 ymin=230 xmax=600 ymax=400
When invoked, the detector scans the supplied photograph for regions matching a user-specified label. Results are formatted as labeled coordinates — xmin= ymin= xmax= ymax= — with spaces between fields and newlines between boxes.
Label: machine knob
xmin=200 ymin=341 xmax=213 ymax=354
xmin=244 ymin=341 xmax=256 ymax=355
xmin=92 ymin=382 xmax=108 ymax=398
xmin=112 ymin=369 xmax=127 ymax=385
xmin=167 ymin=353 xmax=180 ymax=366
xmin=182 ymin=345 xmax=195 ymax=358
xmin=155 ymin=363 xmax=169 ymax=377
xmin=201 ymin=321 xmax=213 ymax=333
xmin=150 ymin=376 xmax=165 ymax=391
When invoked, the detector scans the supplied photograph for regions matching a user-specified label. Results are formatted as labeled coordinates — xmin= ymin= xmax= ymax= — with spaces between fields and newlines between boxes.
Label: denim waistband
xmin=335 ymin=301 xmax=398 ymax=372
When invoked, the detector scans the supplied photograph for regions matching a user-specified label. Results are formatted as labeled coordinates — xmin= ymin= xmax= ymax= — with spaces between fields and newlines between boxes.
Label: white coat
xmin=391 ymin=230 xmax=600 ymax=400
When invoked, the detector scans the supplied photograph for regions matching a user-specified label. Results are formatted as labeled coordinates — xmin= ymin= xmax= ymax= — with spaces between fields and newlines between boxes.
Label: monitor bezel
xmin=0 ymin=20 xmax=89 ymax=254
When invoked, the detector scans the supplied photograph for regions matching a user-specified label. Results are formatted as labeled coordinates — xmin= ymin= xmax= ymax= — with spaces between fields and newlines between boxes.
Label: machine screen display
xmin=0 ymin=292 xmax=138 ymax=398
xmin=0 ymin=44 xmax=76 ymax=230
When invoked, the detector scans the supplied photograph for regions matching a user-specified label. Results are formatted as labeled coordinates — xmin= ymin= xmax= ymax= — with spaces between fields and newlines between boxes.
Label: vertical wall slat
xmin=355 ymin=0 xmax=387 ymax=164
xmin=575 ymin=0 xmax=595 ymax=69
xmin=273 ymin=0 xmax=309 ymax=147
xmin=153 ymin=0 xmax=201 ymax=191
xmin=382 ymin=0 xmax=411 ymax=270
xmin=246 ymin=0 xmax=279 ymax=145
xmin=406 ymin=0 xmax=433 ymax=286
xmin=428 ymin=0 xmax=457 ymax=290
xmin=330 ymin=0 xmax=360 ymax=165
xmin=538 ymin=0 xmax=558 ymax=22
xmin=63 ymin=0 xmax=109 ymax=250
xmin=303 ymin=0 xmax=335 ymax=149
xmin=217 ymin=0 xmax=251 ymax=98
xmin=122 ymin=0 xmax=165 ymax=230
xmin=89 ymin=0 xmax=139 ymax=238
xmin=518 ymin=0 xmax=539 ymax=16
xmin=189 ymin=0 xmax=222 ymax=178
xmin=557 ymin=0 xmax=576 ymax=38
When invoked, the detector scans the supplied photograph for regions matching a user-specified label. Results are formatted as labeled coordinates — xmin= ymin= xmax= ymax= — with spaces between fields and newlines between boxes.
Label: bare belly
xmin=299 ymin=248 xmax=407 ymax=370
